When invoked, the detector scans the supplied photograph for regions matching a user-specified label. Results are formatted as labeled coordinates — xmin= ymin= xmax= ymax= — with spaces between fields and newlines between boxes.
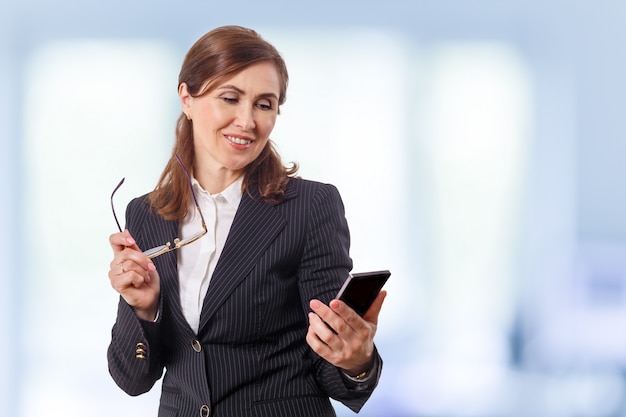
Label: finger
xmin=110 ymin=267 xmax=150 ymax=292
xmin=116 ymin=259 xmax=139 ymax=277
xmin=122 ymin=249 xmax=156 ymax=274
xmin=119 ymin=260 xmax=127 ymax=275
xmin=362 ymin=290 xmax=387 ymax=325
xmin=306 ymin=325 xmax=332 ymax=357
xmin=308 ymin=312 xmax=341 ymax=346
xmin=306 ymin=315 xmax=367 ymax=370
xmin=109 ymin=254 xmax=156 ymax=293
xmin=305 ymin=317 xmax=342 ymax=362
xmin=109 ymin=229 xmax=139 ymax=253
xmin=109 ymin=269 xmax=134 ymax=293
xmin=309 ymin=299 xmax=347 ymax=334
xmin=109 ymin=264 xmax=160 ymax=316
xmin=129 ymin=271 xmax=150 ymax=288
xmin=328 ymin=298 xmax=364 ymax=332
xmin=110 ymin=243 xmax=156 ymax=275
xmin=118 ymin=258 xmax=156 ymax=285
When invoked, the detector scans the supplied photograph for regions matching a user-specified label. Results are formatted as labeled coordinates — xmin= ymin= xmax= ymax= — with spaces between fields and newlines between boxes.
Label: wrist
xmin=134 ymin=306 xmax=158 ymax=322
xmin=343 ymin=355 xmax=376 ymax=379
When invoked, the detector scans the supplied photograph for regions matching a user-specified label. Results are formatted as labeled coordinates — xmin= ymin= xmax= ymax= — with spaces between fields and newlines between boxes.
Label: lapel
xmin=197 ymin=184 xmax=297 ymax=333
xmin=139 ymin=209 xmax=191 ymax=334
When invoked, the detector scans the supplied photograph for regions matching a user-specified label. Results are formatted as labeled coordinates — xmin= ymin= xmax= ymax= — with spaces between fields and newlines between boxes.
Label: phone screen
xmin=336 ymin=270 xmax=391 ymax=316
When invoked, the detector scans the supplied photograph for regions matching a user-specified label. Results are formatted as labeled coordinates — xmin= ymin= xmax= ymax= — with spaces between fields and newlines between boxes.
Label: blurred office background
xmin=2 ymin=0 xmax=626 ymax=416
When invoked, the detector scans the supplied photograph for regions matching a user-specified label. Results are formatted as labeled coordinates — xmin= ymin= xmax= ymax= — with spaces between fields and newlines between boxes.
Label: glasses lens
xmin=144 ymin=244 xmax=170 ymax=259
xmin=176 ymin=230 xmax=207 ymax=248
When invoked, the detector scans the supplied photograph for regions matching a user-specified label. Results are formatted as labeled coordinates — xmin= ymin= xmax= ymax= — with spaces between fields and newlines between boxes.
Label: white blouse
xmin=176 ymin=176 xmax=243 ymax=333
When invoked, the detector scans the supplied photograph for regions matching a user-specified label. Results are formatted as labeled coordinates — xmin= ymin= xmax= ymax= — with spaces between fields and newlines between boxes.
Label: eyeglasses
xmin=111 ymin=154 xmax=208 ymax=259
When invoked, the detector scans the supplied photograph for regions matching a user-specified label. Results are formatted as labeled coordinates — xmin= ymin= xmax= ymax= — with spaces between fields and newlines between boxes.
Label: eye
xmin=256 ymin=99 xmax=274 ymax=111
xmin=221 ymin=94 xmax=238 ymax=104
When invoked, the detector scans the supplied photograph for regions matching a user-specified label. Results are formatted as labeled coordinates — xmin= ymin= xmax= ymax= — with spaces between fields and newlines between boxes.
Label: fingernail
xmin=147 ymin=263 xmax=156 ymax=271
xmin=310 ymin=300 xmax=321 ymax=310
xmin=126 ymin=237 xmax=135 ymax=245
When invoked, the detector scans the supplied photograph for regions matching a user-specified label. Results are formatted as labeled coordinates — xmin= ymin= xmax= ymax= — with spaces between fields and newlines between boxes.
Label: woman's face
xmin=180 ymin=61 xmax=281 ymax=180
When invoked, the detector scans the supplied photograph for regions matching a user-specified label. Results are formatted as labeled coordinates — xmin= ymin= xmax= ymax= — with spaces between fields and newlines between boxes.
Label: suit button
xmin=136 ymin=342 xmax=147 ymax=359
xmin=191 ymin=339 xmax=202 ymax=353
xmin=200 ymin=404 xmax=210 ymax=416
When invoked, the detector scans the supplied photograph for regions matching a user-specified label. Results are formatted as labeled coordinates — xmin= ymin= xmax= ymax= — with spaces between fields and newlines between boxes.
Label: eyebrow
xmin=217 ymin=84 xmax=279 ymax=101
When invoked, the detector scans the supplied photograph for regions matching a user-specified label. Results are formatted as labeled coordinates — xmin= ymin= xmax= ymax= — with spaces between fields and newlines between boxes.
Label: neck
xmin=194 ymin=167 xmax=244 ymax=194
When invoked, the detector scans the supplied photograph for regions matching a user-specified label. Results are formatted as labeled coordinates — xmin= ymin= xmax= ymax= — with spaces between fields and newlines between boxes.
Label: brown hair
xmin=149 ymin=25 xmax=298 ymax=220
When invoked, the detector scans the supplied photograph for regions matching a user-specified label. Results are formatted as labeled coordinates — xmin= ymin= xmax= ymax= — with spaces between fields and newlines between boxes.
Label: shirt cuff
xmin=341 ymin=354 xmax=380 ymax=383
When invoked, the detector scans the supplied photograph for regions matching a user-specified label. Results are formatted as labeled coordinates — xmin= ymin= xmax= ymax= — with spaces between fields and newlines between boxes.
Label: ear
xmin=179 ymin=83 xmax=192 ymax=115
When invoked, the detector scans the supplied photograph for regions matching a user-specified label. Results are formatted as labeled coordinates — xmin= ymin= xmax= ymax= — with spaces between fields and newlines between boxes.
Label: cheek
xmin=259 ymin=116 xmax=277 ymax=136
xmin=194 ymin=104 xmax=227 ymax=128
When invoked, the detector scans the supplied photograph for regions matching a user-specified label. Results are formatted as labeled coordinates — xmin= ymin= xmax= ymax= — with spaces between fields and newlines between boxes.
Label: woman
xmin=107 ymin=25 xmax=386 ymax=417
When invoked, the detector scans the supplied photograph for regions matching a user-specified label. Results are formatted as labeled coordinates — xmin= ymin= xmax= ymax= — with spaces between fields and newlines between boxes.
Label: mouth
xmin=225 ymin=135 xmax=252 ymax=146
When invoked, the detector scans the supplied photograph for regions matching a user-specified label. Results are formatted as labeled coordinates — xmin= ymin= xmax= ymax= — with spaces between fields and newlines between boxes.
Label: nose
xmin=234 ymin=105 xmax=256 ymax=131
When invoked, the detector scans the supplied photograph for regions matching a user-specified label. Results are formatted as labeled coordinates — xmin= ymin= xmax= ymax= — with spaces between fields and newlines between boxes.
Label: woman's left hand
xmin=306 ymin=290 xmax=387 ymax=376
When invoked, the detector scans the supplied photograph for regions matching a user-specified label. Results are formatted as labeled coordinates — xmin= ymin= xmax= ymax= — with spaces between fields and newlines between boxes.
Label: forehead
xmin=203 ymin=61 xmax=282 ymax=96
xmin=221 ymin=62 xmax=281 ymax=91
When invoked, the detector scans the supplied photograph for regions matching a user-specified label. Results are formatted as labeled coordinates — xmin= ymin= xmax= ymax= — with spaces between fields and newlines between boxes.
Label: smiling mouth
xmin=225 ymin=135 xmax=252 ymax=145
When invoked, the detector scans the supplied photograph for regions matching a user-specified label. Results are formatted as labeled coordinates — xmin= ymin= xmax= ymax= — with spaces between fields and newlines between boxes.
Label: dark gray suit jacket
xmin=108 ymin=178 xmax=382 ymax=417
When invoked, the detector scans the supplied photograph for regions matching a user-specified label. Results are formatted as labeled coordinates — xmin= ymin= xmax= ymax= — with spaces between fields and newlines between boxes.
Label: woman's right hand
xmin=108 ymin=230 xmax=160 ymax=321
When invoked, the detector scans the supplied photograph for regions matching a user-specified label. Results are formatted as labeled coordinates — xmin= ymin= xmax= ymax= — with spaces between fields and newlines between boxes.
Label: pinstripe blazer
xmin=107 ymin=177 xmax=382 ymax=417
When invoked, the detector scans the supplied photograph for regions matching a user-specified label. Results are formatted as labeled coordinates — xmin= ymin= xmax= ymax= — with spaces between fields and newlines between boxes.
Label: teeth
xmin=226 ymin=135 xmax=251 ymax=145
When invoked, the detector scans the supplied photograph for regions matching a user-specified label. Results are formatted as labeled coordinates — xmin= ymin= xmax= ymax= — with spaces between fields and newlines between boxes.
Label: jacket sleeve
xmin=107 ymin=197 xmax=165 ymax=396
xmin=107 ymin=297 xmax=165 ymax=395
xmin=297 ymin=182 xmax=383 ymax=412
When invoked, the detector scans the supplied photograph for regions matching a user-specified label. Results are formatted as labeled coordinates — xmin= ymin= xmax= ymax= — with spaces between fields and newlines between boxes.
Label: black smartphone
xmin=336 ymin=270 xmax=391 ymax=316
